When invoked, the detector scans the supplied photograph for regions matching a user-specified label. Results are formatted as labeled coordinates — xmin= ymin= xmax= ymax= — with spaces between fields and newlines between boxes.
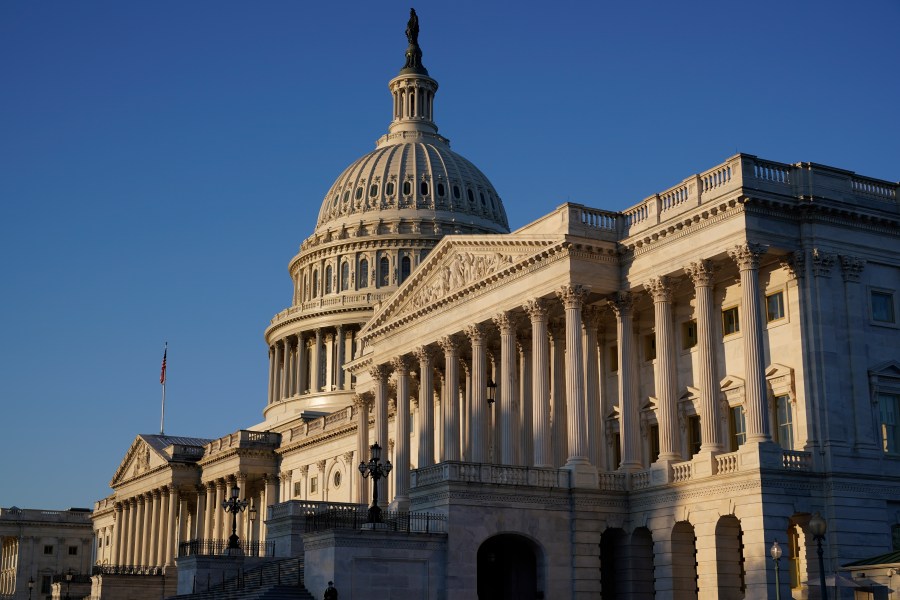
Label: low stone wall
xmin=89 ymin=572 xmax=177 ymax=600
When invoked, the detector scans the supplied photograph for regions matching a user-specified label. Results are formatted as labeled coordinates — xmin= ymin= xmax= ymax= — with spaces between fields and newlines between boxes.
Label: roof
xmin=140 ymin=434 xmax=213 ymax=452
xmin=844 ymin=550 xmax=900 ymax=568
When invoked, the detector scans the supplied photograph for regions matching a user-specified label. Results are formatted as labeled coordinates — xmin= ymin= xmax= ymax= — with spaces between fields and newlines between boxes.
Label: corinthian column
xmin=525 ymin=299 xmax=551 ymax=467
xmin=296 ymin=333 xmax=307 ymax=394
xmin=415 ymin=346 xmax=436 ymax=467
xmin=312 ymin=329 xmax=323 ymax=392
xmin=281 ymin=337 xmax=292 ymax=400
xmin=558 ymin=285 xmax=591 ymax=467
xmin=164 ymin=486 xmax=179 ymax=566
xmin=583 ymin=306 xmax=604 ymax=467
xmin=518 ymin=333 xmax=533 ymax=467
xmin=370 ymin=364 xmax=391 ymax=451
xmin=648 ymin=276 xmax=680 ymax=461
xmin=439 ymin=336 xmax=462 ymax=461
xmin=391 ymin=356 xmax=413 ymax=510
xmin=610 ymin=292 xmax=641 ymax=471
xmin=272 ymin=342 xmax=283 ymax=403
xmin=687 ymin=260 xmax=724 ymax=452
xmin=267 ymin=346 xmax=275 ymax=404
xmin=353 ymin=393 xmax=372 ymax=504
xmin=493 ymin=312 xmax=518 ymax=465
xmin=336 ymin=325 xmax=346 ymax=389
xmin=728 ymin=244 xmax=772 ymax=443
xmin=466 ymin=325 xmax=489 ymax=462
xmin=113 ymin=503 xmax=124 ymax=566
xmin=549 ymin=320 xmax=568 ymax=466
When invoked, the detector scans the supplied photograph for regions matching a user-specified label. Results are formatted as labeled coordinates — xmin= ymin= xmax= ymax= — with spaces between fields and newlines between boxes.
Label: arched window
xmin=312 ymin=270 xmax=319 ymax=297
xmin=325 ymin=265 xmax=333 ymax=294
xmin=343 ymin=190 xmax=350 ymax=202
xmin=437 ymin=183 xmax=445 ymax=197
xmin=369 ymin=184 xmax=378 ymax=197
xmin=386 ymin=182 xmax=395 ymax=196
xmin=379 ymin=256 xmax=390 ymax=287
xmin=359 ymin=258 xmax=369 ymax=288
xmin=400 ymin=256 xmax=411 ymax=283
xmin=341 ymin=261 xmax=350 ymax=291
xmin=403 ymin=181 xmax=411 ymax=196
xmin=355 ymin=187 xmax=363 ymax=200
xmin=420 ymin=181 xmax=429 ymax=196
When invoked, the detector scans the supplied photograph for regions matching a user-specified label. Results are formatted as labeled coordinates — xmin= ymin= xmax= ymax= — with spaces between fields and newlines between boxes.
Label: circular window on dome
xmin=355 ymin=187 xmax=363 ymax=200
xmin=386 ymin=182 xmax=395 ymax=196
xmin=370 ymin=184 xmax=378 ymax=197
xmin=437 ymin=183 xmax=445 ymax=197
xmin=403 ymin=181 xmax=411 ymax=196
xmin=467 ymin=189 xmax=475 ymax=203
xmin=333 ymin=471 xmax=342 ymax=488
xmin=420 ymin=181 xmax=429 ymax=196
xmin=453 ymin=185 xmax=460 ymax=199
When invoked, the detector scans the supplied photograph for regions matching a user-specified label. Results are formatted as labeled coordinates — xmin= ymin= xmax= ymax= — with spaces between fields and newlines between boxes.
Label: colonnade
xmin=267 ymin=325 xmax=359 ymax=404
xmin=358 ymin=244 xmax=773 ymax=496
xmin=111 ymin=486 xmax=183 ymax=568
xmin=0 ymin=536 xmax=17 ymax=595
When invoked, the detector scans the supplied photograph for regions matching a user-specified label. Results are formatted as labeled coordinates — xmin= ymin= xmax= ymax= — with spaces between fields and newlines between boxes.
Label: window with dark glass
xmin=403 ymin=181 xmax=411 ymax=196
xmin=453 ymin=185 xmax=460 ymax=199
xmin=341 ymin=262 xmax=350 ymax=291
xmin=722 ymin=306 xmax=740 ymax=335
xmin=776 ymin=395 xmax=794 ymax=449
xmin=44 ymin=545 xmax=53 ymax=555
xmin=312 ymin=270 xmax=319 ymax=297
xmin=467 ymin=189 xmax=475 ymax=203
xmin=355 ymin=187 xmax=363 ymax=199
xmin=343 ymin=190 xmax=350 ymax=202
xmin=400 ymin=256 xmax=411 ymax=283
xmin=872 ymin=291 xmax=896 ymax=323
xmin=359 ymin=259 xmax=369 ymax=288
xmin=325 ymin=265 xmax=333 ymax=294
xmin=688 ymin=416 xmax=702 ymax=457
xmin=729 ymin=406 xmax=746 ymax=451
xmin=766 ymin=291 xmax=785 ymax=322
xmin=379 ymin=256 xmax=390 ymax=287
xmin=420 ymin=181 xmax=428 ymax=196
xmin=386 ymin=182 xmax=395 ymax=196
xmin=480 ymin=191 xmax=486 ymax=205
xmin=880 ymin=393 xmax=900 ymax=453
xmin=437 ymin=183 xmax=445 ymax=197
xmin=370 ymin=184 xmax=378 ymax=197
xmin=649 ymin=424 xmax=660 ymax=463
xmin=68 ymin=546 xmax=78 ymax=556
xmin=609 ymin=345 xmax=618 ymax=372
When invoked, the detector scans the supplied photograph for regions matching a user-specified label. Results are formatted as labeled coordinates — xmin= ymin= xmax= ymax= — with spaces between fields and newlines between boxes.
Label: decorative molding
xmin=811 ymin=249 xmax=836 ymax=278
xmin=839 ymin=255 xmax=865 ymax=282
xmin=686 ymin=260 xmax=715 ymax=287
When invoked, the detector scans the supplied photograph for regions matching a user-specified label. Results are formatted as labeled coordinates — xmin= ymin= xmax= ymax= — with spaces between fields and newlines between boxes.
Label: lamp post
xmin=358 ymin=442 xmax=393 ymax=523
xmin=221 ymin=484 xmax=249 ymax=550
xmin=27 ymin=576 xmax=34 ymax=600
xmin=809 ymin=512 xmax=828 ymax=600
xmin=64 ymin=569 xmax=73 ymax=600
xmin=770 ymin=540 xmax=782 ymax=600
xmin=247 ymin=500 xmax=258 ymax=555
xmin=486 ymin=378 xmax=497 ymax=406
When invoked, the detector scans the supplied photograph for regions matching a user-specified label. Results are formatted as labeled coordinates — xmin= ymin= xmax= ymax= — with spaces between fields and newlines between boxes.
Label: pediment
xmin=871 ymin=360 xmax=900 ymax=380
xmin=110 ymin=436 xmax=168 ymax=487
xmin=365 ymin=234 xmax=564 ymax=333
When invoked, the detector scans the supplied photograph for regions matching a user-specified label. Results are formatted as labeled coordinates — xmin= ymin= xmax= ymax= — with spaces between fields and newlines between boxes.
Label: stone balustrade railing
xmin=782 ymin=449 xmax=812 ymax=471
xmin=411 ymin=462 xmax=571 ymax=489
xmin=672 ymin=462 xmax=693 ymax=483
xmin=269 ymin=292 xmax=393 ymax=326
xmin=631 ymin=470 xmax=651 ymax=490
xmin=715 ymin=451 xmax=739 ymax=475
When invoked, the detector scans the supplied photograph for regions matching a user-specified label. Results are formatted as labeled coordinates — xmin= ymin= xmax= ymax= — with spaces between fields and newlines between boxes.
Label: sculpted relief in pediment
xmin=406 ymin=251 xmax=516 ymax=314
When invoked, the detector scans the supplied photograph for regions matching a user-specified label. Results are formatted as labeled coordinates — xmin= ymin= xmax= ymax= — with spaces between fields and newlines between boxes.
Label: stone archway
xmin=477 ymin=534 xmax=541 ymax=599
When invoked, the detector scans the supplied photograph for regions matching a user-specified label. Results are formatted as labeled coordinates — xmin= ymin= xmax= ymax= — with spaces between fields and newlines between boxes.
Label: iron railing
xmin=91 ymin=565 xmax=164 ymax=576
xmin=178 ymin=538 xmax=274 ymax=558
xmin=301 ymin=506 xmax=447 ymax=534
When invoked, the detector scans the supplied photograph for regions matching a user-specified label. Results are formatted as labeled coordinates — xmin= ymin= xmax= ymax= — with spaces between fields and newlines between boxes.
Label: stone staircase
xmin=168 ymin=558 xmax=315 ymax=600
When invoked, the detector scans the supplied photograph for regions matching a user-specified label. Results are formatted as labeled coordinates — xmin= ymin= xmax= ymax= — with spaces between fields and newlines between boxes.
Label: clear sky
xmin=1 ymin=1 xmax=897 ymax=510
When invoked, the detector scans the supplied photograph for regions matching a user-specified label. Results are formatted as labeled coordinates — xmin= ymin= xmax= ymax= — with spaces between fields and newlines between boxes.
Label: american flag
xmin=160 ymin=345 xmax=167 ymax=385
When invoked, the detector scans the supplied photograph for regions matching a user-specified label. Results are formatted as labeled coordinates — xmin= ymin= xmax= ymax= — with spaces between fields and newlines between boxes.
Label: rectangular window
xmin=293 ymin=482 xmax=302 ymax=497
xmin=729 ymin=406 xmax=746 ymax=451
xmin=722 ymin=306 xmax=740 ymax=336
xmin=68 ymin=545 xmax=78 ymax=556
xmin=688 ymin=416 xmax=702 ymax=458
xmin=410 ymin=411 xmax=415 ymax=436
xmin=766 ymin=291 xmax=785 ymax=322
xmin=644 ymin=334 xmax=656 ymax=361
xmin=41 ymin=575 xmax=52 ymax=594
xmin=43 ymin=545 xmax=53 ymax=555
xmin=613 ymin=433 xmax=622 ymax=469
xmin=789 ymin=526 xmax=801 ymax=589
xmin=682 ymin=320 xmax=697 ymax=349
xmin=880 ymin=393 xmax=900 ymax=453
xmin=872 ymin=291 xmax=896 ymax=323
xmin=609 ymin=345 xmax=618 ymax=373
xmin=310 ymin=476 xmax=318 ymax=494
xmin=776 ymin=395 xmax=794 ymax=449
xmin=649 ymin=424 xmax=660 ymax=463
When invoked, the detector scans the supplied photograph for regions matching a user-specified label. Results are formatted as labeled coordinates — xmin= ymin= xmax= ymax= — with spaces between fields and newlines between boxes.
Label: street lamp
xmin=486 ymin=378 xmax=497 ymax=406
xmin=64 ymin=569 xmax=73 ymax=600
xmin=27 ymin=576 xmax=34 ymax=600
xmin=247 ymin=500 xmax=258 ymax=555
xmin=770 ymin=540 xmax=782 ymax=600
xmin=221 ymin=484 xmax=249 ymax=550
xmin=809 ymin=512 xmax=828 ymax=600
xmin=358 ymin=442 xmax=393 ymax=523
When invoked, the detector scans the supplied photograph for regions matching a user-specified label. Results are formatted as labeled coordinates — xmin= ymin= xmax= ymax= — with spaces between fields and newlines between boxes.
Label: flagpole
xmin=160 ymin=342 xmax=168 ymax=435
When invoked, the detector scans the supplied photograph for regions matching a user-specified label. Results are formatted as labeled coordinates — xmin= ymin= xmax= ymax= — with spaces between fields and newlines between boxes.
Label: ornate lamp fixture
xmin=809 ymin=512 xmax=828 ymax=600
xmin=221 ymin=485 xmax=249 ymax=550
xmin=486 ymin=378 xmax=497 ymax=406
xmin=358 ymin=442 xmax=393 ymax=523
xmin=770 ymin=540 xmax=782 ymax=600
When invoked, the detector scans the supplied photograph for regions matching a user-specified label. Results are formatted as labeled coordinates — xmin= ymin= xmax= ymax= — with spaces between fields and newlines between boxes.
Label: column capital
xmin=297 ymin=465 xmax=309 ymax=477
xmin=811 ymin=248 xmax=836 ymax=278
xmin=780 ymin=250 xmax=806 ymax=280
xmin=686 ymin=259 xmax=716 ymax=287
xmin=492 ymin=311 xmax=515 ymax=333
xmin=582 ymin=304 xmax=605 ymax=330
xmin=524 ymin=297 xmax=550 ymax=321
xmin=343 ymin=451 xmax=355 ymax=464
xmin=646 ymin=276 xmax=673 ymax=303
xmin=728 ymin=243 xmax=766 ymax=270
xmin=414 ymin=345 xmax=436 ymax=364
xmin=465 ymin=323 xmax=488 ymax=343
xmin=840 ymin=254 xmax=866 ymax=282
xmin=369 ymin=364 xmax=392 ymax=382
xmin=316 ymin=459 xmax=327 ymax=472
xmin=607 ymin=291 xmax=634 ymax=317
xmin=352 ymin=392 xmax=373 ymax=410
xmin=438 ymin=335 xmax=462 ymax=355
xmin=556 ymin=284 xmax=590 ymax=309
xmin=391 ymin=355 xmax=413 ymax=374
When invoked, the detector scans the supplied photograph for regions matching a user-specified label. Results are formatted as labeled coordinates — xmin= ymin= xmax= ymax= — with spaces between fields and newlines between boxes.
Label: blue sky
xmin=1 ymin=1 xmax=897 ymax=510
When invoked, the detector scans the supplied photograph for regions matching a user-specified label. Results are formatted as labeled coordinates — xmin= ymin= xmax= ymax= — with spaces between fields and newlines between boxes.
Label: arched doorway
xmin=715 ymin=515 xmax=746 ymax=599
xmin=671 ymin=521 xmax=698 ymax=599
xmin=477 ymin=534 xmax=541 ymax=599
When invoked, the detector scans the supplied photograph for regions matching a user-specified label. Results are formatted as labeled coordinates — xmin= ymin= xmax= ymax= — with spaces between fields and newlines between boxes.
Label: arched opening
xmin=312 ymin=270 xmax=319 ymax=298
xmin=400 ymin=256 xmax=411 ymax=284
xmin=715 ymin=515 xmax=746 ymax=599
xmin=379 ymin=256 xmax=390 ymax=287
xmin=340 ymin=261 xmax=350 ymax=292
xmin=325 ymin=265 xmax=333 ymax=294
xmin=358 ymin=258 xmax=369 ymax=288
xmin=600 ymin=527 xmax=626 ymax=597
xmin=672 ymin=521 xmax=699 ymax=599
xmin=477 ymin=534 xmax=541 ymax=600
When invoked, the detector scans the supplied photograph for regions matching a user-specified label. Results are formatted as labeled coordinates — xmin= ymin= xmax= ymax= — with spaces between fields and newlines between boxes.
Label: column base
xmin=691 ymin=450 xmax=721 ymax=478
xmin=649 ymin=458 xmax=680 ymax=485
xmin=563 ymin=459 xmax=598 ymax=489
xmin=737 ymin=439 xmax=783 ymax=469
